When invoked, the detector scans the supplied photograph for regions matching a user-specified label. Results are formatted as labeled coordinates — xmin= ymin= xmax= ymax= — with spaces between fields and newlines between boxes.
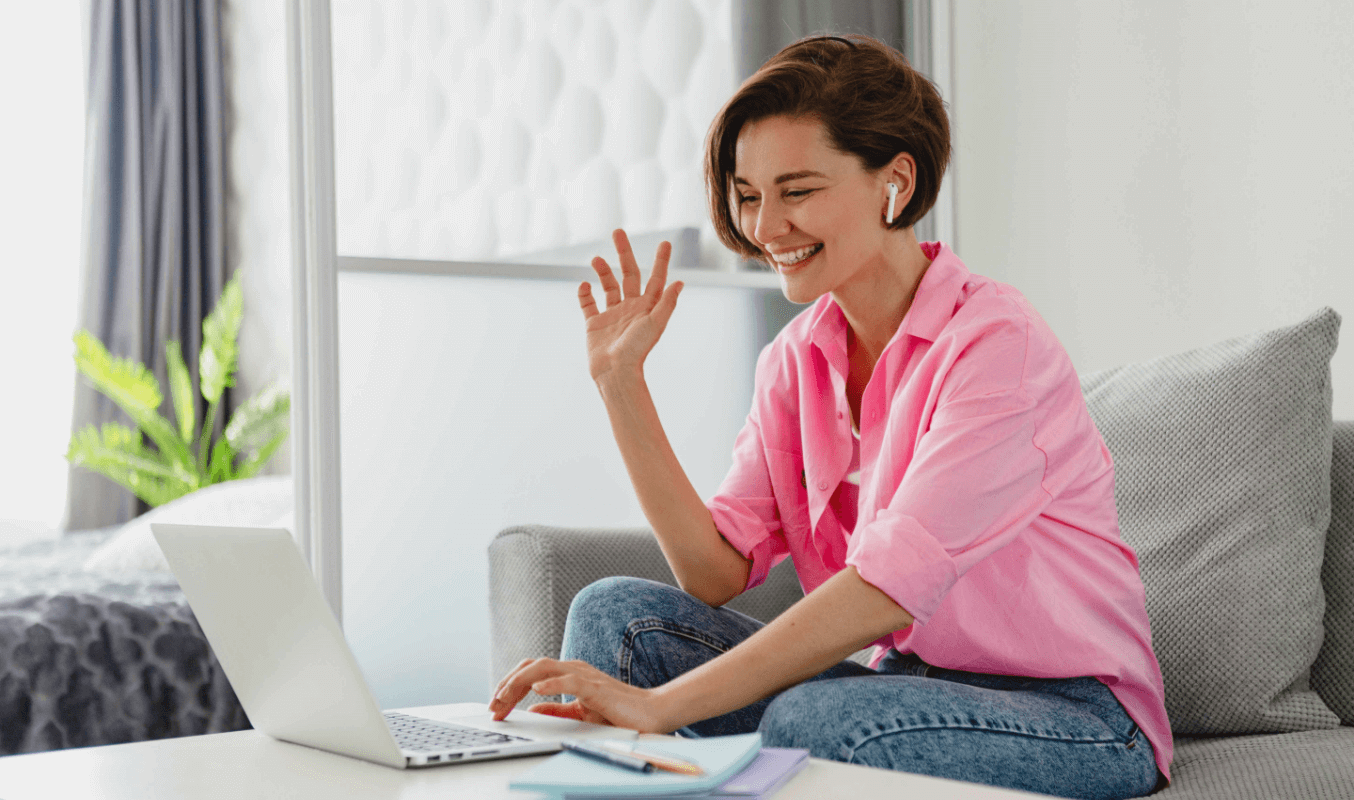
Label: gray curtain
xmin=732 ymin=0 xmax=909 ymax=83
xmin=66 ymin=0 xmax=228 ymax=531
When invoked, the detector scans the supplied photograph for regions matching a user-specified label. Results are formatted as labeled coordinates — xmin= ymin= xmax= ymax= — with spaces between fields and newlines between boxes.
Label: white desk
xmin=0 ymin=704 xmax=1044 ymax=799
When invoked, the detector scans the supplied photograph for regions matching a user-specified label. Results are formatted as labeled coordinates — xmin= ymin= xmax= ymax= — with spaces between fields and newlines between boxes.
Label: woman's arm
xmin=597 ymin=369 xmax=752 ymax=605
xmin=582 ymin=229 xmax=750 ymax=606
xmin=645 ymin=565 xmax=913 ymax=728
xmin=488 ymin=566 xmax=913 ymax=730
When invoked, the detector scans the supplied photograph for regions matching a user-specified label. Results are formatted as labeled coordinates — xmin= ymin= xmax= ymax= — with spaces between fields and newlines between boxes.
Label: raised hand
xmin=578 ymin=229 xmax=684 ymax=383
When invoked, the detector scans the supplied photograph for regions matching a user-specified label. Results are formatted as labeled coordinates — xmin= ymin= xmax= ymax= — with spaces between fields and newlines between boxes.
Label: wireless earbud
xmin=885 ymin=183 xmax=899 ymax=224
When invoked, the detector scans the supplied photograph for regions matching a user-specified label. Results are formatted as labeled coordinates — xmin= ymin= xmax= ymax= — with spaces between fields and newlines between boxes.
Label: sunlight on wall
xmin=0 ymin=4 xmax=83 ymax=534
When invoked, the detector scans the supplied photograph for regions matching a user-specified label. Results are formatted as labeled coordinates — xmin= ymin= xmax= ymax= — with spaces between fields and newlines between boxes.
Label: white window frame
xmin=285 ymin=0 xmax=343 ymax=621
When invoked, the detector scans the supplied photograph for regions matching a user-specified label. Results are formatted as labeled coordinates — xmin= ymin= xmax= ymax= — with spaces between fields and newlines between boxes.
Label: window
xmin=0 ymin=3 xmax=85 ymax=538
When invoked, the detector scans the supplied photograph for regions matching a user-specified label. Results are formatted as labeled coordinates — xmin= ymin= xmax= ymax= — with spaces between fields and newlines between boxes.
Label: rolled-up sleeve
xmin=707 ymin=413 xmax=791 ymax=592
xmin=846 ymin=386 xmax=1053 ymax=625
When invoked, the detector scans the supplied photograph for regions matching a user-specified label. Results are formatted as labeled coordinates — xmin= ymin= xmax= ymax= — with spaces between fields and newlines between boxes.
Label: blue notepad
xmin=578 ymin=748 xmax=810 ymax=800
xmin=509 ymin=733 xmax=763 ymax=797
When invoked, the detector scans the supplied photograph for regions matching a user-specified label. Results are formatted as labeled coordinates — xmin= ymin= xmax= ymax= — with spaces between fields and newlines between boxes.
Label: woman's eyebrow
xmin=733 ymin=170 xmax=828 ymax=187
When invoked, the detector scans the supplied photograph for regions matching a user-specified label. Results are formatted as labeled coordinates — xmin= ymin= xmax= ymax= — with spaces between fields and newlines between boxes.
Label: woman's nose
xmin=753 ymin=201 xmax=791 ymax=245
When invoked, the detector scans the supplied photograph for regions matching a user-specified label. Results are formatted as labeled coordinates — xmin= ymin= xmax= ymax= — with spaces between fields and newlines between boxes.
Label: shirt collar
xmin=896 ymin=241 xmax=970 ymax=344
xmin=806 ymin=241 xmax=971 ymax=364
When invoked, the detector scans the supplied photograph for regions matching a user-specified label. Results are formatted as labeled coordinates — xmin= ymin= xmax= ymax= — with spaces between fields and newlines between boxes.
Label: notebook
xmin=510 ymin=733 xmax=764 ymax=797
xmin=573 ymin=747 xmax=811 ymax=799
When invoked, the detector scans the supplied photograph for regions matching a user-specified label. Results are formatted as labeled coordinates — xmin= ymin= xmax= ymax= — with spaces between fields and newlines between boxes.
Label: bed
xmin=0 ymin=478 xmax=294 ymax=755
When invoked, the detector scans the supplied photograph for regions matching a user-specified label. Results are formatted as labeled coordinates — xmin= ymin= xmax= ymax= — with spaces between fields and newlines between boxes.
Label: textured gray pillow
xmin=1080 ymin=307 xmax=1342 ymax=735
xmin=1311 ymin=421 xmax=1354 ymax=723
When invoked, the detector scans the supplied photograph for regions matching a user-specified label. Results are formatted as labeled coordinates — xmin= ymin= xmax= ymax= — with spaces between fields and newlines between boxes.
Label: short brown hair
xmin=704 ymin=34 xmax=951 ymax=259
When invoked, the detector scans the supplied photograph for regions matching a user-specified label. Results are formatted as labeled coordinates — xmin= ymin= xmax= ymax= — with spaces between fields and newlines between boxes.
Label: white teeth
xmin=772 ymin=243 xmax=823 ymax=266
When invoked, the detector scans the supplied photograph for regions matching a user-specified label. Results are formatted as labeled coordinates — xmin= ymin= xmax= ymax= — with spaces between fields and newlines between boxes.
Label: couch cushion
xmin=1157 ymin=728 xmax=1354 ymax=799
xmin=1080 ymin=307 xmax=1341 ymax=736
xmin=1312 ymin=421 xmax=1354 ymax=723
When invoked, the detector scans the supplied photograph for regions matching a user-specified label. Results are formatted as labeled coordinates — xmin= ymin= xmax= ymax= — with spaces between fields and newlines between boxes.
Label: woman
xmin=489 ymin=34 xmax=1171 ymax=799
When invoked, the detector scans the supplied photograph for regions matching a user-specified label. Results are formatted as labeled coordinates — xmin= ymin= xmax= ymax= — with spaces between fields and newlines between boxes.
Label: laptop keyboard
xmin=384 ymin=712 xmax=531 ymax=753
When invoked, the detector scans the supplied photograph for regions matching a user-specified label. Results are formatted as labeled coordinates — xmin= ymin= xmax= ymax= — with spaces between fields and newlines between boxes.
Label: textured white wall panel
xmin=330 ymin=0 xmax=736 ymax=267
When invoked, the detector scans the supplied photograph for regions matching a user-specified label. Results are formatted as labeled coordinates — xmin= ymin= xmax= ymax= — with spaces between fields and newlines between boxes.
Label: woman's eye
xmin=786 ymin=189 xmax=815 ymax=198
xmin=738 ymin=195 xmax=759 ymax=205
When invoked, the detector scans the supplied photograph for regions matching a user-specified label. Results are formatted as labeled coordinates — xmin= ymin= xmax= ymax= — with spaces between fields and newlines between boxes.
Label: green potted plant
xmin=66 ymin=274 xmax=290 ymax=507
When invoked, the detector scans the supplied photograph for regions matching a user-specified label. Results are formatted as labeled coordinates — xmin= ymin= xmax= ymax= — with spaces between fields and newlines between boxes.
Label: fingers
xmin=526 ymin=701 xmax=587 ymax=721
xmin=528 ymin=701 xmax=614 ymax=728
xmin=528 ymin=674 xmax=582 ymax=698
xmin=490 ymin=658 xmax=588 ymax=722
xmin=578 ymin=282 xmax=598 ymax=319
xmin=591 ymin=256 xmax=622 ymax=310
xmin=644 ymin=240 xmax=672 ymax=301
xmin=590 ymin=232 xmax=673 ymax=313
xmin=490 ymin=658 xmax=551 ymax=721
xmin=649 ymin=281 xmax=684 ymax=336
xmin=493 ymin=658 xmax=535 ymax=699
xmin=613 ymin=229 xmax=642 ymax=299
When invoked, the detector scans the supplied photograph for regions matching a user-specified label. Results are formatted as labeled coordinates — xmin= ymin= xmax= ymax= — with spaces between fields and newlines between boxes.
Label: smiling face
xmin=734 ymin=115 xmax=903 ymax=304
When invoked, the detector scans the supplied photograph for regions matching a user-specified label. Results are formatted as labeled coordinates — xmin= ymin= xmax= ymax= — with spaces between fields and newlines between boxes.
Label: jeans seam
xmin=618 ymin=619 xmax=733 ymax=685
xmin=845 ymin=721 xmax=1125 ymax=763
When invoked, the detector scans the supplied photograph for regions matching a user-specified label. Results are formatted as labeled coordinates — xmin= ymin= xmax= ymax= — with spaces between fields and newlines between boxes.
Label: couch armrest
xmin=487 ymin=525 xmax=805 ymax=703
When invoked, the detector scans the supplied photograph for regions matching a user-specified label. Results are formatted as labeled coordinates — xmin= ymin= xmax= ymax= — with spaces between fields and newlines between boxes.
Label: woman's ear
xmin=885 ymin=152 xmax=919 ymax=212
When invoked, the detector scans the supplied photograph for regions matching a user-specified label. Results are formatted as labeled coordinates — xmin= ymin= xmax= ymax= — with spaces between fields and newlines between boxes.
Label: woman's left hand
xmin=488 ymin=658 xmax=674 ymax=733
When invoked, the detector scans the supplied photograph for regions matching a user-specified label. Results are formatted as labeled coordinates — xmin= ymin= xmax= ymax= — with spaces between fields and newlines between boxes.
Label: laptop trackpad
xmin=447 ymin=709 xmax=638 ymax=742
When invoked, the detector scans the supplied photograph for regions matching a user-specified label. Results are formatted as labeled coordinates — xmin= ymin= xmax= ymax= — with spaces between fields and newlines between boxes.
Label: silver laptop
xmin=151 ymin=522 xmax=634 ymax=769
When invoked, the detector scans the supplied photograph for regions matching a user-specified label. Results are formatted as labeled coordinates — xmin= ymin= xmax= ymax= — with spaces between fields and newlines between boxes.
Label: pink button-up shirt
xmin=707 ymin=242 xmax=1172 ymax=781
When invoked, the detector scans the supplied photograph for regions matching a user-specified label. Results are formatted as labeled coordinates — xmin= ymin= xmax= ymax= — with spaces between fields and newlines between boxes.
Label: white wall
xmin=952 ymin=1 xmax=1353 ymax=419
xmin=338 ymin=274 xmax=757 ymax=707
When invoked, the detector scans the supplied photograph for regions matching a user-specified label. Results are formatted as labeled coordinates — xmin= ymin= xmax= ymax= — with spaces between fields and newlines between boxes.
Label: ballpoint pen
xmin=561 ymin=740 xmax=653 ymax=773
xmin=593 ymin=743 xmax=705 ymax=776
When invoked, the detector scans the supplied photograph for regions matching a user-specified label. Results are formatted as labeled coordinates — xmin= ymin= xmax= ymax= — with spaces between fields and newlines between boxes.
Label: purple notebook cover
xmin=715 ymin=748 xmax=809 ymax=796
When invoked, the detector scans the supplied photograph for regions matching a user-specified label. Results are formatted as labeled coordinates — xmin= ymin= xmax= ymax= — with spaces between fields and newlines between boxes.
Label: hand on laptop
xmin=489 ymin=657 xmax=672 ymax=734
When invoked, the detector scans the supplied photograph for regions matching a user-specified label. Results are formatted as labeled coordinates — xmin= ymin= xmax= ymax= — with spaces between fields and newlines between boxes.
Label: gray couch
xmin=488 ymin=307 xmax=1353 ymax=798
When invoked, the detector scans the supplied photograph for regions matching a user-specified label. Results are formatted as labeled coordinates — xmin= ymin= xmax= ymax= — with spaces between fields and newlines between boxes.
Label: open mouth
xmin=772 ymin=243 xmax=823 ymax=271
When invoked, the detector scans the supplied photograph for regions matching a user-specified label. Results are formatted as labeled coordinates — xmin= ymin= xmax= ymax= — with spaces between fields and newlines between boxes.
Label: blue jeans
xmin=560 ymin=577 xmax=1161 ymax=800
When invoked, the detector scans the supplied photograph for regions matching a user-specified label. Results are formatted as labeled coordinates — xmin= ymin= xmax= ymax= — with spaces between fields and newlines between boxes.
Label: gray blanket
xmin=0 ymin=529 xmax=249 ymax=754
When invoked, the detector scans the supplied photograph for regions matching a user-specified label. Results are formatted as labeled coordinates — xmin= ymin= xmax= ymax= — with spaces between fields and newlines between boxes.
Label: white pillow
xmin=82 ymin=476 xmax=293 ymax=573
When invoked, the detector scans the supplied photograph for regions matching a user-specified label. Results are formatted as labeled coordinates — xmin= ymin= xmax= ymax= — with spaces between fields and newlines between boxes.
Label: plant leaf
xmin=73 ymin=330 xmax=196 ymax=474
xmin=234 ymin=430 xmax=288 ymax=480
xmin=224 ymin=383 xmax=291 ymax=454
xmin=200 ymin=273 xmax=243 ymax=404
xmin=165 ymin=339 xmax=196 ymax=443
xmin=66 ymin=423 xmax=197 ymax=506
xmin=74 ymin=330 xmax=163 ymax=416
xmin=197 ymin=398 xmax=220 ymax=479
xmin=208 ymin=437 xmax=236 ymax=484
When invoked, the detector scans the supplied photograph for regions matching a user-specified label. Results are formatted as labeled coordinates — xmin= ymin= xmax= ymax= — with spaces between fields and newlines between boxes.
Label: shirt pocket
xmin=764 ymin=448 xmax=811 ymax=539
